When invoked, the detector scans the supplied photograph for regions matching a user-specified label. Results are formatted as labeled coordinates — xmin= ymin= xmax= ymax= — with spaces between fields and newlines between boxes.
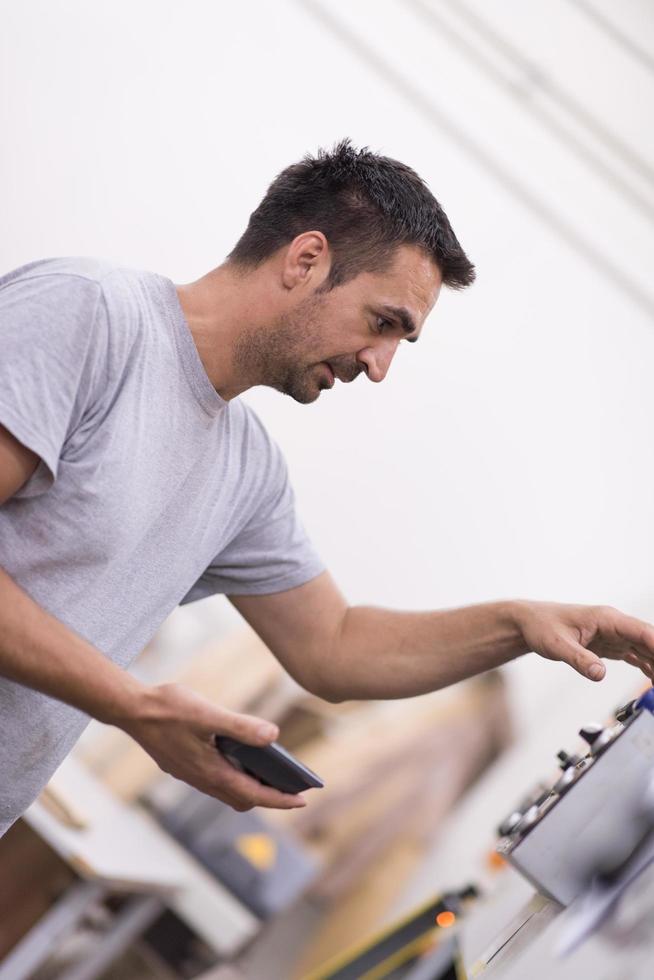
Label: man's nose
xmin=357 ymin=338 xmax=400 ymax=383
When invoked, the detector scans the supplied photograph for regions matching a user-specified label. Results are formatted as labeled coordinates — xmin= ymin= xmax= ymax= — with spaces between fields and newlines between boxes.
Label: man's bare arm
xmin=0 ymin=424 xmax=150 ymax=724
xmin=0 ymin=425 xmax=305 ymax=811
xmin=230 ymin=571 xmax=654 ymax=702
xmin=0 ymin=423 xmax=39 ymax=503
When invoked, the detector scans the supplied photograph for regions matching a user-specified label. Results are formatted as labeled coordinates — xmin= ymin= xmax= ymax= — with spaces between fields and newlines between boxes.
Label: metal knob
xmin=615 ymin=699 xmax=638 ymax=723
xmin=497 ymin=811 xmax=523 ymax=837
xmin=579 ymin=722 xmax=618 ymax=757
xmin=579 ymin=723 xmax=604 ymax=746
xmin=553 ymin=767 xmax=578 ymax=796
xmin=515 ymin=804 xmax=540 ymax=836
xmin=557 ymin=750 xmax=581 ymax=770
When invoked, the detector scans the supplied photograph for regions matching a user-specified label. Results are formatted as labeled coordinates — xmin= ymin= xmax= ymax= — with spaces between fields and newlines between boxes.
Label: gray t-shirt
xmin=0 ymin=257 xmax=324 ymax=836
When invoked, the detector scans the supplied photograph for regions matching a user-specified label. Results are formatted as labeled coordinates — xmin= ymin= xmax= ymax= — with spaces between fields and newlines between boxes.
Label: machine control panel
xmin=497 ymin=690 xmax=654 ymax=906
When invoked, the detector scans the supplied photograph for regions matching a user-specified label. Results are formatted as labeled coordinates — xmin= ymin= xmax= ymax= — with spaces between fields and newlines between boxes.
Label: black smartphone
xmin=214 ymin=735 xmax=324 ymax=794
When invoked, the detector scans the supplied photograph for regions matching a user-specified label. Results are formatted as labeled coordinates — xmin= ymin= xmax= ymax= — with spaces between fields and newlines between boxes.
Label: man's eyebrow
xmin=380 ymin=305 xmax=419 ymax=342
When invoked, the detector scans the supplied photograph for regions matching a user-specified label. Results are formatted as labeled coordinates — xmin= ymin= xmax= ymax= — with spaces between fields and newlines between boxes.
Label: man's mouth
xmin=318 ymin=361 xmax=361 ymax=388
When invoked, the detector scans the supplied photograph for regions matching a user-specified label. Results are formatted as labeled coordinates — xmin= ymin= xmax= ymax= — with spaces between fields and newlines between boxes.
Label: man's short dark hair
xmin=228 ymin=139 xmax=475 ymax=290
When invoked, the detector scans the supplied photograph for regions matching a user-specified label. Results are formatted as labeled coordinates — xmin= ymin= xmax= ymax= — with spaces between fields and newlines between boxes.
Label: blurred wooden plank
xmin=284 ymin=675 xmax=512 ymax=976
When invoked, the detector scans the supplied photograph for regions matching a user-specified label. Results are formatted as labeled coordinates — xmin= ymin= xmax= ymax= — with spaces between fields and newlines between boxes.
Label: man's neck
xmin=175 ymin=263 xmax=265 ymax=401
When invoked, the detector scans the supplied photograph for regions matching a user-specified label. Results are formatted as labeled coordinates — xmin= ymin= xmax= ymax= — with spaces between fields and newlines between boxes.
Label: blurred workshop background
xmin=1 ymin=1 xmax=654 ymax=978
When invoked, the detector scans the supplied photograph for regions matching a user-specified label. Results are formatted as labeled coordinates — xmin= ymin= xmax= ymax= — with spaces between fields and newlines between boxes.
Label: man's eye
xmin=375 ymin=316 xmax=393 ymax=333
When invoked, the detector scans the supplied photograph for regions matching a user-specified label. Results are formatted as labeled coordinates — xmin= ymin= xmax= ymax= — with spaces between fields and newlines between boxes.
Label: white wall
xmin=3 ymin=0 xmax=654 ymax=733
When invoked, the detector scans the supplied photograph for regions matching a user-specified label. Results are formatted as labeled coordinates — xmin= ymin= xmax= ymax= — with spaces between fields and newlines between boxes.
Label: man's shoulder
xmin=0 ymin=258 xmax=176 ymax=348
xmin=0 ymin=257 xmax=164 ymax=296
xmin=1 ymin=256 xmax=115 ymax=288
xmin=0 ymin=258 xmax=178 ymax=373
xmin=234 ymin=399 xmax=272 ymax=443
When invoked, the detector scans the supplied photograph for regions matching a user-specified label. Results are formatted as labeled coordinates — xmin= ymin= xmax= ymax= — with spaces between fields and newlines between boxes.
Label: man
xmin=1 ymin=140 xmax=653 ymax=837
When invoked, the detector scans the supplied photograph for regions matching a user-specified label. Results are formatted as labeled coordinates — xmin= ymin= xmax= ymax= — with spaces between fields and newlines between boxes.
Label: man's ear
xmin=281 ymin=231 xmax=331 ymax=290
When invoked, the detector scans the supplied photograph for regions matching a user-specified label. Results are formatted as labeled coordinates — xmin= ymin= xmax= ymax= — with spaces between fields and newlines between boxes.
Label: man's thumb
xmin=216 ymin=707 xmax=278 ymax=745
xmin=566 ymin=641 xmax=605 ymax=682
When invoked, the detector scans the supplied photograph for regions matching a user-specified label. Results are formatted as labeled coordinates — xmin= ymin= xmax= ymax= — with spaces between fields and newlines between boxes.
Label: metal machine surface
xmin=496 ymin=689 xmax=654 ymax=906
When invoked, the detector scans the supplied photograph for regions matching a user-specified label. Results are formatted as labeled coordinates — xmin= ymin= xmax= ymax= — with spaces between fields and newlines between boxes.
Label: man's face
xmin=241 ymin=244 xmax=442 ymax=404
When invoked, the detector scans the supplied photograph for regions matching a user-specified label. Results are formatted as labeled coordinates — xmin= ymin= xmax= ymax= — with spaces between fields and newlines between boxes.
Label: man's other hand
xmin=513 ymin=601 xmax=654 ymax=683
xmin=119 ymin=683 xmax=307 ymax=811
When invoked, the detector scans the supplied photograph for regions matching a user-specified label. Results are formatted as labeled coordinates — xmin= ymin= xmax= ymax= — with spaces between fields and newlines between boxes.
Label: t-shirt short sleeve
xmin=182 ymin=434 xmax=325 ymax=601
xmin=0 ymin=265 xmax=103 ymax=496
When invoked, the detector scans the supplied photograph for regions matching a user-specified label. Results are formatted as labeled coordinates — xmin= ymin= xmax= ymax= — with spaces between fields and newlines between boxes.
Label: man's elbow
xmin=289 ymin=615 xmax=350 ymax=704
xmin=293 ymin=667 xmax=344 ymax=704
xmin=312 ymin=680 xmax=347 ymax=704
xmin=292 ymin=656 xmax=348 ymax=704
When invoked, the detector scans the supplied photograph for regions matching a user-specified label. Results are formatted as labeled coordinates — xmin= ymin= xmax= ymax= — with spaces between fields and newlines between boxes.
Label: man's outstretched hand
xmin=119 ymin=683 xmax=307 ymax=812
xmin=513 ymin=601 xmax=654 ymax=683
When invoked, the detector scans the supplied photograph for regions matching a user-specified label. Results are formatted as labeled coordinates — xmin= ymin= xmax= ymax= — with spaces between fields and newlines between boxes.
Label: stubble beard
xmin=233 ymin=295 xmax=329 ymax=404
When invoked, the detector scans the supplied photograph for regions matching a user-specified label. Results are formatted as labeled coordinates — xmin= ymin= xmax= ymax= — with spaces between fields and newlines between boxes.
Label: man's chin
xmin=286 ymin=385 xmax=322 ymax=405
xmin=272 ymin=373 xmax=324 ymax=404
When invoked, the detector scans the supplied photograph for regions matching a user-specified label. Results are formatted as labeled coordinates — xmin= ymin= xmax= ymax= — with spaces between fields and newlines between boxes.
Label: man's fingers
xmin=213 ymin=790 xmax=253 ymax=812
xmin=566 ymin=628 xmax=654 ymax=682
xmin=559 ymin=637 xmax=605 ymax=681
xmin=210 ymin=750 xmax=307 ymax=809
xmin=632 ymin=645 xmax=654 ymax=675
xmin=199 ymin=761 xmax=306 ymax=810
xmin=604 ymin=614 xmax=654 ymax=664
xmin=619 ymin=618 xmax=654 ymax=656
xmin=151 ymin=683 xmax=279 ymax=747
xmin=626 ymin=650 xmax=654 ymax=680
xmin=209 ymin=706 xmax=279 ymax=746
xmin=598 ymin=611 xmax=654 ymax=673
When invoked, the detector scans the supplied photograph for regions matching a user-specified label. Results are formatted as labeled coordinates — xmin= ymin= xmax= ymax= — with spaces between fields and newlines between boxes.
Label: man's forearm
xmin=0 ymin=566 xmax=310 ymax=813
xmin=234 ymin=573 xmax=654 ymax=701
xmin=324 ymin=601 xmax=529 ymax=701
xmin=0 ymin=566 xmax=148 ymax=726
